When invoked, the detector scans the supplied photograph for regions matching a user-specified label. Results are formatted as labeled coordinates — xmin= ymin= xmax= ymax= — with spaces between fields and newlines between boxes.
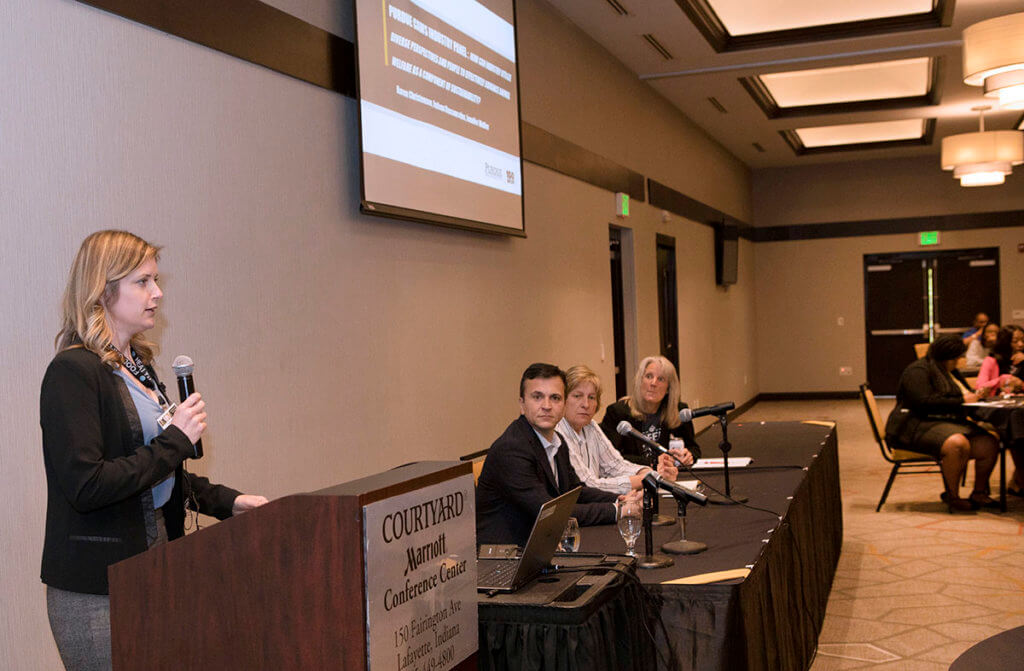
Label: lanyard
xmin=112 ymin=345 xmax=171 ymax=408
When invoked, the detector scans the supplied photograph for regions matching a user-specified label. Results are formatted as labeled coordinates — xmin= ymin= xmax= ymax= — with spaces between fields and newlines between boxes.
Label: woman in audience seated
xmin=558 ymin=365 xmax=683 ymax=494
xmin=976 ymin=324 xmax=1024 ymax=396
xmin=599 ymin=355 xmax=701 ymax=465
xmin=885 ymin=335 xmax=1000 ymax=512
xmin=963 ymin=322 xmax=999 ymax=373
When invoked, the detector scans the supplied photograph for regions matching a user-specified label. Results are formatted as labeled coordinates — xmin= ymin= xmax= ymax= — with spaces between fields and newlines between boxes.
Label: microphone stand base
xmin=637 ymin=553 xmax=674 ymax=569
xmin=651 ymin=513 xmax=676 ymax=526
xmin=662 ymin=540 xmax=707 ymax=555
xmin=706 ymin=491 xmax=748 ymax=505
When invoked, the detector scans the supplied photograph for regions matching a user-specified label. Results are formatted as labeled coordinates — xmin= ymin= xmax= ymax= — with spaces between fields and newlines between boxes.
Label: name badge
xmin=157 ymin=403 xmax=177 ymax=431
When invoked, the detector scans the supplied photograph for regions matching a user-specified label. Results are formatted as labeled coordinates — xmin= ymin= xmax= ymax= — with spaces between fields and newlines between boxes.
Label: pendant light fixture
xmin=962 ymin=12 xmax=1024 ymax=110
xmin=940 ymin=106 xmax=1023 ymax=187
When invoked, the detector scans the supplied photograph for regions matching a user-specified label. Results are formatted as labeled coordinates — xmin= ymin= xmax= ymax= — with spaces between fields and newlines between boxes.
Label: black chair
xmin=859 ymin=383 xmax=942 ymax=511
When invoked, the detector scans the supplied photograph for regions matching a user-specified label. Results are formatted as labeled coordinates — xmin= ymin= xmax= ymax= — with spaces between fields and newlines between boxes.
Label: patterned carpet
xmin=735 ymin=399 xmax=1024 ymax=671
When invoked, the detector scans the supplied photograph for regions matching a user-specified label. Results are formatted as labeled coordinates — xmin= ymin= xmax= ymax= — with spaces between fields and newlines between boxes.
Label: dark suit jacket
xmin=476 ymin=415 xmax=618 ymax=546
xmin=40 ymin=347 xmax=240 ymax=594
xmin=599 ymin=399 xmax=701 ymax=462
xmin=884 ymin=357 xmax=971 ymax=448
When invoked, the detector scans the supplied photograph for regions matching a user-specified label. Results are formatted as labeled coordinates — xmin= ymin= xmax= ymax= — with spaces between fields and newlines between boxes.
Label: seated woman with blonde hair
xmin=558 ymin=365 xmax=684 ymax=494
xmin=598 ymin=355 xmax=701 ymax=466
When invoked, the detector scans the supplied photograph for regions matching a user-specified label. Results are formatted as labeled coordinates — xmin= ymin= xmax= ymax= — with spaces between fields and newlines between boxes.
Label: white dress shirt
xmin=557 ymin=417 xmax=643 ymax=495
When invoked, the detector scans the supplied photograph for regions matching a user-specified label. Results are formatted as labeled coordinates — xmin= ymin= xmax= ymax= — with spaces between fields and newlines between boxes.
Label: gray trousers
xmin=47 ymin=508 xmax=168 ymax=671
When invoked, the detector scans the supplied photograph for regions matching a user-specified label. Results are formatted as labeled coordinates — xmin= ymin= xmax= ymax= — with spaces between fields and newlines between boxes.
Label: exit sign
xmin=919 ymin=231 xmax=940 ymax=246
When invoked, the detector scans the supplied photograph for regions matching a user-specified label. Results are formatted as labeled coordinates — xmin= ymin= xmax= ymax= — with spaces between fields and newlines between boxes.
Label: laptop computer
xmin=477 ymin=486 xmax=582 ymax=593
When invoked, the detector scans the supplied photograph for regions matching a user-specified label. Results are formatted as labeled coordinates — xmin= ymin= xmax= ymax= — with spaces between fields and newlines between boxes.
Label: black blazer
xmin=475 ymin=415 xmax=617 ymax=546
xmin=885 ymin=357 xmax=970 ymax=448
xmin=599 ymin=399 xmax=701 ymax=462
xmin=40 ymin=347 xmax=240 ymax=594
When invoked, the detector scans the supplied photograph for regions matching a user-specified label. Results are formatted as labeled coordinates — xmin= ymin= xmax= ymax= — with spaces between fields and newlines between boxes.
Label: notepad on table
xmin=692 ymin=457 xmax=752 ymax=469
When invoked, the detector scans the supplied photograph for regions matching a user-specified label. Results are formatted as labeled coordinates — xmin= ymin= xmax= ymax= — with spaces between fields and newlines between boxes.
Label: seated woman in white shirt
xmin=557 ymin=364 xmax=685 ymax=495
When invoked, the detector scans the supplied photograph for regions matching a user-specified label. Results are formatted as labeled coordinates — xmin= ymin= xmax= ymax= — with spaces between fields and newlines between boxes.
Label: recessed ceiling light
xmin=707 ymin=0 xmax=931 ymax=36
xmin=760 ymin=58 xmax=930 ymax=108
xmin=795 ymin=119 xmax=926 ymax=147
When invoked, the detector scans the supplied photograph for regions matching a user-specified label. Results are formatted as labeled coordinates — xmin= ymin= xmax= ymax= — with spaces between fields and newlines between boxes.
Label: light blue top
xmin=114 ymin=368 xmax=174 ymax=508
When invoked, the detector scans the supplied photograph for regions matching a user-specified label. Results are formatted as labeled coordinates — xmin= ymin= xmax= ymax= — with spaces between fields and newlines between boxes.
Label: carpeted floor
xmin=734 ymin=399 xmax=1024 ymax=671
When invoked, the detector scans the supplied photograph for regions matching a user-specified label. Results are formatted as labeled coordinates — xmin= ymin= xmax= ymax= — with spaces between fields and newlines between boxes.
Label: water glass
xmin=559 ymin=517 xmax=581 ymax=552
xmin=616 ymin=500 xmax=642 ymax=556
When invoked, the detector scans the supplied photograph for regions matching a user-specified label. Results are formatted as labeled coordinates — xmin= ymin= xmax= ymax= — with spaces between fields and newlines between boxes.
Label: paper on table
xmin=661 ymin=567 xmax=751 ymax=585
xmin=692 ymin=457 xmax=752 ymax=469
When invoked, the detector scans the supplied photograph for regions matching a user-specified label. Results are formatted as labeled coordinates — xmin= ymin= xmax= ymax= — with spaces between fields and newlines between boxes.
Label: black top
xmin=40 ymin=347 xmax=240 ymax=594
xmin=475 ymin=415 xmax=617 ymax=546
xmin=598 ymin=399 xmax=701 ymax=463
xmin=884 ymin=357 xmax=970 ymax=448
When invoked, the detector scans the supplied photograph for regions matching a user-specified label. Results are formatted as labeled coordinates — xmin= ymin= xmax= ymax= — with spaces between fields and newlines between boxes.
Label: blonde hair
xmin=564 ymin=365 xmax=603 ymax=408
xmin=56 ymin=230 xmax=161 ymax=368
xmin=625 ymin=355 xmax=681 ymax=429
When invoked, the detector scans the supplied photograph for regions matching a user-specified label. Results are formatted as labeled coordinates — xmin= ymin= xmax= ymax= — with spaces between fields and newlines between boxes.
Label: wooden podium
xmin=109 ymin=461 xmax=478 ymax=670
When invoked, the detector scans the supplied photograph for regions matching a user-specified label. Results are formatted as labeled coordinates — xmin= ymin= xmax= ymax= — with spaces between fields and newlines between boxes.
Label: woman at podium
xmin=39 ymin=230 xmax=267 ymax=670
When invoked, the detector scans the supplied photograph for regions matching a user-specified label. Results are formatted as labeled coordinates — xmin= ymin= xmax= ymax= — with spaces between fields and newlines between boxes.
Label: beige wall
xmin=0 ymin=0 xmax=753 ymax=667
xmin=754 ymin=230 xmax=1024 ymax=394
xmin=751 ymin=156 xmax=1024 ymax=228
xmin=751 ymin=156 xmax=1024 ymax=394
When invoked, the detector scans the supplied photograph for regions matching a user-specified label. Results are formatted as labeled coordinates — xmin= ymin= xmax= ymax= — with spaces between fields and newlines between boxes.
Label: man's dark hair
xmin=927 ymin=334 xmax=967 ymax=362
xmin=519 ymin=363 xmax=566 ymax=398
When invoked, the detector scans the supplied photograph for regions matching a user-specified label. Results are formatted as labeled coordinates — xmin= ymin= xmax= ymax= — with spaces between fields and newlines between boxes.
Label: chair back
xmin=859 ymin=383 xmax=895 ymax=463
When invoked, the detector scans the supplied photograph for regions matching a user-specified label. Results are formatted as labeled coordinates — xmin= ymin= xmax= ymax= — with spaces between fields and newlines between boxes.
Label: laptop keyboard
xmin=478 ymin=559 xmax=518 ymax=587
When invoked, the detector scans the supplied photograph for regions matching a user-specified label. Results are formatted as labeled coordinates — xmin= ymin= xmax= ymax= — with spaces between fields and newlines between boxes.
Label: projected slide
xmin=356 ymin=0 xmax=524 ymax=234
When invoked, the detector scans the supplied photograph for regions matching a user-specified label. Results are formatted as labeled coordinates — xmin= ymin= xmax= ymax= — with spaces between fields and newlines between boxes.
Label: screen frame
xmin=353 ymin=0 xmax=527 ymax=237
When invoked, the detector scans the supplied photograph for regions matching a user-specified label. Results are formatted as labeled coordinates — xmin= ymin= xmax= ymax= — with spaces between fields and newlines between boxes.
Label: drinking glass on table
xmin=559 ymin=517 xmax=581 ymax=552
xmin=616 ymin=500 xmax=642 ymax=556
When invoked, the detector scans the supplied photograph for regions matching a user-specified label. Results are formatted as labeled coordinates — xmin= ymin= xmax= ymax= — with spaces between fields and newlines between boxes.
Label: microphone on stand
xmin=678 ymin=402 xmax=735 ymax=423
xmin=617 ymin=421 xmax=689 ymax=469
xmin=171 ymin=355 xmax=203 ymax=459
xmin=642 ymin=472 xmax=707 ymax=506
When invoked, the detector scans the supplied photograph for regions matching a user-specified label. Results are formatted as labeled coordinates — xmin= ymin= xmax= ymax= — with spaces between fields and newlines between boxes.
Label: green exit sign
xmin=919 ymin=231 xmax=940 ymax=246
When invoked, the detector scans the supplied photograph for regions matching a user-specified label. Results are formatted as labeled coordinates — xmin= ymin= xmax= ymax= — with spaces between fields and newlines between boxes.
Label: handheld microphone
xmin=171 ymin=355 xmax=203 ymax=459
xmin=616 ymin=421 xmax=688 ymax=468
xmin=643 ymin=472 xmax=708 ymax=506
xmin=678 ymin=402 xmax=735 ymax=423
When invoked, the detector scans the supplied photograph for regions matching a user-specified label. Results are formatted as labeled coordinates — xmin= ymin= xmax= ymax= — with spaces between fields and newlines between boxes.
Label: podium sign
xmin=364 ymin=474 xmax=477 ymax=670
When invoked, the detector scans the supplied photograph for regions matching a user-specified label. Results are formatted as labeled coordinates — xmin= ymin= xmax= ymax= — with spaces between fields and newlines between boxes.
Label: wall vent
xmin=604 ymin=0 xmax=629 ymax=16
xmin=707 ymin=96 xmax=727 ymax=113
xmin=642 ymin=34 xmax=673 ymax=60
xmin=752 ymin=142 xmax=766 ymax=152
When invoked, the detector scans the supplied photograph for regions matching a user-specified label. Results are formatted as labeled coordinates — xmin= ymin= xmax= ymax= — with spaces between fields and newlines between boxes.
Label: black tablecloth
xmin=969 ymin=399 xmax=1024 ymax=445
xmin=579 ymin=421 xmax=843 ymax=671
xmin=478 ymin=560 xmax=656 ymax=671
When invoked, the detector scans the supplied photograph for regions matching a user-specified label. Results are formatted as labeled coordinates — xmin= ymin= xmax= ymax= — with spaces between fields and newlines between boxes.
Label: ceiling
xmin=544 ymin=0 xmax=1024 ymax=169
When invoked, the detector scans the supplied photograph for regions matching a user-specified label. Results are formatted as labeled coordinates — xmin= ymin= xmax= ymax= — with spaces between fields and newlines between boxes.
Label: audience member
xmin=964 ymin=322 xmax=999 ymax=373
xmin=599 ymin=356 xmax=701 ymax=465
xmin=557 ymin=365 xmax=686 ymax=495
xmin=475 ymin=363 xmax=622 ymax=546
xmin=962 ymin=312 xmax=989 ymax=344
xmin=977 ymin=325 xmax=1024 ymax=396
xmin=885 ymin=335 xmax=1000 ymax=512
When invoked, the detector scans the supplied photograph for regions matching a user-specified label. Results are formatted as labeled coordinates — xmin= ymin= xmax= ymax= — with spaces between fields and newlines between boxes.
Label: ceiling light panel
xmin=795 ymin=119 xmax=926 ymax=147
xmin=760 ymin=58 xmax=931 ymax=108
xmin=708 ymin=0 xmax=932 ymax=36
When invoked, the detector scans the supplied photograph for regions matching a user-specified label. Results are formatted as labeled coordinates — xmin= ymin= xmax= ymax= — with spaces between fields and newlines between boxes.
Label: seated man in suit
xmin=476 ymin=362 xmax=626 ymax=546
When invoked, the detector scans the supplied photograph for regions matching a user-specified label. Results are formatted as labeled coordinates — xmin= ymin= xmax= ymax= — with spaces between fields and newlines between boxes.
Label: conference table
xmin=966 ymin=396 xmax=1024 ymax=512
xmin=480 ymin=420 xmax=843 ymax=671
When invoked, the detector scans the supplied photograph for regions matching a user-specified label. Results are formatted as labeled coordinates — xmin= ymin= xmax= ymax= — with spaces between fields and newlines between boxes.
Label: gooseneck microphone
xmin=678 ymin=402 xmax=735 ymax=423
xmin=616 ymin=421 xmax=688 ymax=468
xmin=643 ymin=472 xmax=708 ymax=505
xmin=171 ymin=355 xmax=203 ymax=459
